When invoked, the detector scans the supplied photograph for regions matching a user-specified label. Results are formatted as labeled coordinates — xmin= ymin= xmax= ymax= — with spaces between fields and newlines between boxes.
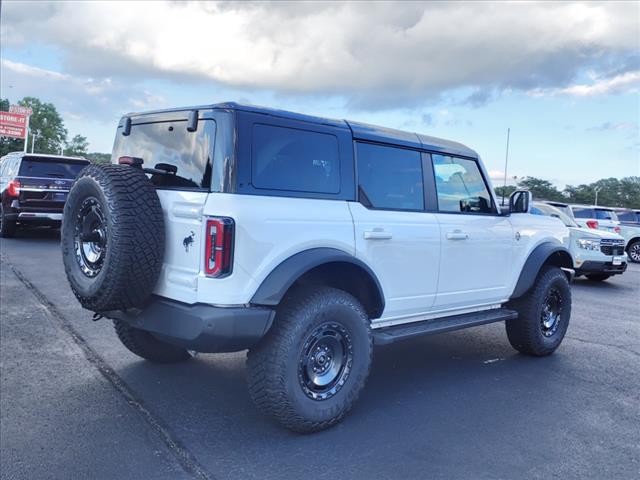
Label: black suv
xmin=0 ymin=152 xmax=90 ymax=237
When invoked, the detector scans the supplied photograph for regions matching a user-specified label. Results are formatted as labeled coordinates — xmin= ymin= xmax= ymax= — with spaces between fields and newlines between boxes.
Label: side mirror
xmin=509 ymin=190 xmax=532 ymax=214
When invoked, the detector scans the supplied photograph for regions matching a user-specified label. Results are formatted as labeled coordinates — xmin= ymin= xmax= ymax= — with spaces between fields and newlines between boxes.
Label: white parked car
xmin=532 ymin=202 xmax=627 ymax=281
xmin=569 ymin=204 xmax=621 ymax=233
xmin=547 ymin=202 xmax=640 ymax=264
xmin=59 ymin=102 xmax=574 ymax=432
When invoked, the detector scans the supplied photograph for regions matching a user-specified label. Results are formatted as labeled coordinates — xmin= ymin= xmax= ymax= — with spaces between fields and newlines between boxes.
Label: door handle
xmin=364 ymin=229 xmax=392 ymax=240
xmin=446 ymin=231 xmax=468 ymax=240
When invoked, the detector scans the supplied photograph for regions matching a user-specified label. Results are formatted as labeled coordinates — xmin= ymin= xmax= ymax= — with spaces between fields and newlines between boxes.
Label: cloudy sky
xmin=1 ymin=1 xmax=638 ymax=185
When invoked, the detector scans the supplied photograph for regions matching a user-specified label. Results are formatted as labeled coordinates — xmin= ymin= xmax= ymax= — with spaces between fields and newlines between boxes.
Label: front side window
xmin=356 ymin=142 xmax=424 ymax=211
xmin=111 ymin=119 xmax=216 ymax=190
xmin=432 ymin=155 xmax=493 ymax=213
xmin=252 ymin=124 xmax=340 ymax=194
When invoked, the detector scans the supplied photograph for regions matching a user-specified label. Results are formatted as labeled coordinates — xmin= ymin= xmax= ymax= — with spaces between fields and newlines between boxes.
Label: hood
xmin=569 ymin=226 xmax=624 ymax=240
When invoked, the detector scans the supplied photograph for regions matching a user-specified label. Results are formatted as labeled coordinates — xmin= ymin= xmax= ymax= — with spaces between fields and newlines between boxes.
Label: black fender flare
xmin=510 ymin=242 xmax=573 ymax=299
xmin=250 ymin=248 xmax=385 ymax=314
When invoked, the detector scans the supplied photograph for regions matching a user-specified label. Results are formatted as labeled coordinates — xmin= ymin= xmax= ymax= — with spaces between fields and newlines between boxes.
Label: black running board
xmin=372 ymin=308 xmax=518 ymax=345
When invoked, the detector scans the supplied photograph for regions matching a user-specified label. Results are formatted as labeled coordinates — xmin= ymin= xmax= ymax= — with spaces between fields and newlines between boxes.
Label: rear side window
xmin=432 ymin=155 xmax=493 ymax=214
xmin=617 ymin=211 xmax=639 ymax=222
xmin=111 ymin=119 xmax=216 ymax=190
xmin=356 ymin=142 xmax=424 ymax=211
xmin=19 ymin=158 xmax=87 ymax=179
xmin=251 ymin=124 xmax=340 ymax=194
xmin=572 ymin=208 xmax=595 ymax=218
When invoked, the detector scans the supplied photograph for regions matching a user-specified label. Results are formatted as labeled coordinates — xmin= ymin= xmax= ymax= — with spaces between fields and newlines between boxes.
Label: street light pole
xmin=594 ymin=186 xmax=601 ymax=206
xmin=31 ymin=130 xmax=40 ymax=153
xmin=502 ymin=127 xmax=511 ymax=206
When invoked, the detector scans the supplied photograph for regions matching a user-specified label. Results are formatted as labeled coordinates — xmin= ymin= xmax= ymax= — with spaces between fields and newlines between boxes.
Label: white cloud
xmin=529 ymin=71 xmax=640 ymax=97
xmin=0 ymin=59 xmax=167 ymax=122
xmin=2 ymin=1 xmax=638 ymax=108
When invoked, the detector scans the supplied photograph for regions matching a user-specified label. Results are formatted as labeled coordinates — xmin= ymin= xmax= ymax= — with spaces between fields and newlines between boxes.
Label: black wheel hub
xmin=298 ymin=322 xmax=353 ymax=401
xmin=74 ymin=197 xmax=107 ymax=277
xmin=540 ymin=287 xmax=562 ymax=337
xmin=629 ymin=243 xmax=640 ymax=262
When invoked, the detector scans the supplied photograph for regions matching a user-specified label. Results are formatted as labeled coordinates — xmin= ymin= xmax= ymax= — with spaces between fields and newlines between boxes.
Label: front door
xmin=430 ymin=154 xmax=514 ymax=311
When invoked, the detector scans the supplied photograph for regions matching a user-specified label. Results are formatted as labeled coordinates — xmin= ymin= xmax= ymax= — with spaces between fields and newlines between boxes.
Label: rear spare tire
xmin=61 ymin=164 xmax=165 ymax=312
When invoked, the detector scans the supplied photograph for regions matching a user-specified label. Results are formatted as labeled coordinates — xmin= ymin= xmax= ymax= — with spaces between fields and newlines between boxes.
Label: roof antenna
xmin=502 ymin=127 xmax=511 ymax=207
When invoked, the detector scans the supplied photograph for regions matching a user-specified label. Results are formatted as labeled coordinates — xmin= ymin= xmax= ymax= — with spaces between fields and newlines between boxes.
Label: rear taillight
xmin=204 ymin=217 xmax=234 ymax=277
xmin=586 ymin=220 xmax=599 ymax=229
xmin=614 ymin=226 xmax=621 ymax=234
xmin=6 ymin=180 xmax=20 ymax=197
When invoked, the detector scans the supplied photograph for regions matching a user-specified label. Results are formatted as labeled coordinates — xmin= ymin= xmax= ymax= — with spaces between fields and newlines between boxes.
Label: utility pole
xmin=594 ymin=186 xmax=601 ymax=206
xmin=502 ymin=128 xmax=511 ymax=206
xmin=23 ymin=114 xmax=30 ymax=153
xmin=31 ymin=130 xmax=40 ymax=153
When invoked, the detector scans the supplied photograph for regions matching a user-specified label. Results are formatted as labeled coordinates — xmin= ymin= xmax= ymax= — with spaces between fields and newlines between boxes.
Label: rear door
xmin=111 ymin=112 xmax=217 ymax=303
xmin=430 ymin=154 xmax=514 ymax=311
xmin=349 ymin=142 xmax=440 ymax=326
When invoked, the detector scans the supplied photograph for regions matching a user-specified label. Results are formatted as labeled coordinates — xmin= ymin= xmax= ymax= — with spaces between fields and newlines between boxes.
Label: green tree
xmin=494 ymin=185 xmax=517 ymax=201
xmin=518 ymin=176 xmax=564 ymax=201
xmin=565 ymin=177 xmax=640 ymax=208
xmin=1 ymin=96 xmax=69 ymax=157
xmin=86 ymin=152 xmax=111 ymax=164
xmin=65 ymin=134 xmax=89 ymax=157
xmin=19 ymin=97 xmax=68 ymax=154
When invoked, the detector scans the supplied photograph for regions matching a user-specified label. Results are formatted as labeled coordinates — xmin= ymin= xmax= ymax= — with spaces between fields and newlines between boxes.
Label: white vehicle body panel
xmin=433 ymin=213 xmax=513 ymax=310
xmin=348 ymin=202 xmax=440 ymax=325
xmin=196 ymin=193 xmax=354 ymax=306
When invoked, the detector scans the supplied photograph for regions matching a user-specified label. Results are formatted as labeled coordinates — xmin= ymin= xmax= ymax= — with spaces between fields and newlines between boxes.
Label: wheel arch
xmin=250 ymin=248 xmax=385 ymax=319
xmin=510 ymin=242 xmax=573 ymax=300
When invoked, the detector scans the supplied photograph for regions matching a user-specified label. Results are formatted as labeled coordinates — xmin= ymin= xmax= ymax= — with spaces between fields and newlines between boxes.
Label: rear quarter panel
xmin=197 ymin=193 xmax=355 ymax=305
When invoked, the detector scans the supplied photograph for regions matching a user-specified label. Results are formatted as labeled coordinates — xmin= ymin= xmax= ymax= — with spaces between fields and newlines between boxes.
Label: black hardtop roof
xmin=122 ymin=101 xmax=478 ymax=158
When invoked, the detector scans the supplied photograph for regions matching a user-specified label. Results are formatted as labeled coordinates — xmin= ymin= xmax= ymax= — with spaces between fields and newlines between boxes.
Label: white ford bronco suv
xmin=61 ymin=103 xmax=574 ymax=432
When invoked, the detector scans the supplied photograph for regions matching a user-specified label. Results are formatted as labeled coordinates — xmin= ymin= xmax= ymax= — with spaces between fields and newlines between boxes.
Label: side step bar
xmin=373 ymin=308 xmax=518 ymax=345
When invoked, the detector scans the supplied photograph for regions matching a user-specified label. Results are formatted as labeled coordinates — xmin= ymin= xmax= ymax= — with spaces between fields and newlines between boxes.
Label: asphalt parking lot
xmin=1 ymin=228 xmax=639 ymax=480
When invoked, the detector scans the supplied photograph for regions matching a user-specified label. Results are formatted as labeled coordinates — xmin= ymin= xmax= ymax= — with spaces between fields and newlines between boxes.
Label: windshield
xmin=531 ymin=203 xmax=579 ymax=227
xmin=19 ymin=158 xmax=88 ymax=179
xmin=111 ymin=118 xmax=215 ymax=190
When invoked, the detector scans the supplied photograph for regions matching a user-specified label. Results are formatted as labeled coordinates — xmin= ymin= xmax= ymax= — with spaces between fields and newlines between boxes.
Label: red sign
xmin=0 ymin=112 xmax=27 ymax=139
xmin=9 ymin=105 xmax=33 ymax=116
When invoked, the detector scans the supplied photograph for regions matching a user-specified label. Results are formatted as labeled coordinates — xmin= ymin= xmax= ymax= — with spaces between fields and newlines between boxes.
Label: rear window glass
xmin=572 ymin=208 xmax=595 ymax=218
xmin=251 ymin=124 xmax=340 ymax=194
xmin=595 ymin=209 xmax=617 ymax=220
xmin=111 ymin=119 xmax=215 ymax=190
xmin=19 ymin=158 xmax=87 ymax=178
xmin=356 ymin=142 xmax=424 ymax=211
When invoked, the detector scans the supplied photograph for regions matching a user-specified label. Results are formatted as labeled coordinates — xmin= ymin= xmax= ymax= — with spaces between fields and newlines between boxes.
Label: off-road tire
xmin=0 ymin=205 xmax=17 ymax=238
xmin=586 ymin=274 xmax=611 ymax=282
xmin=61 ymin=164 xmax=165 ymax=312
xmin=246 ymin=287 xmax=372 ymax=433
xmin=627 ymin=240 xmax=640 ymax=263
xmin=114 ymin=320 xmax=192 ymax=363
xmin=506 ymin=266 xmax=571 ymax=356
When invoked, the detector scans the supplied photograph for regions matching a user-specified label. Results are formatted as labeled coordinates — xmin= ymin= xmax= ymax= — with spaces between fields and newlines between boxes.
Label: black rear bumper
xmin=576 ymin=260 xmax=627 ymax=276
xmin=104 ymin=297 xmax=275 ymax=353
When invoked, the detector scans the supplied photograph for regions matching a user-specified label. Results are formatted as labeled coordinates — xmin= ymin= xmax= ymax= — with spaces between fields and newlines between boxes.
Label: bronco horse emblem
xmin=183 ymin=231 xmax=195 ymax=252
